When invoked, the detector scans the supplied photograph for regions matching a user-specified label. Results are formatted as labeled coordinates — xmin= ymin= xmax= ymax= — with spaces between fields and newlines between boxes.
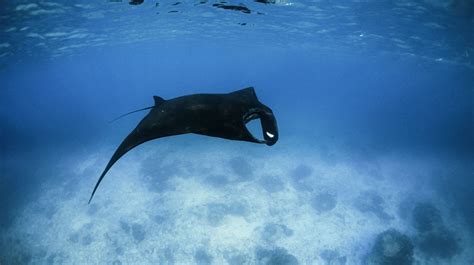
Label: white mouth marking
xmin=266 ymin=131 xmax=274 ymax=138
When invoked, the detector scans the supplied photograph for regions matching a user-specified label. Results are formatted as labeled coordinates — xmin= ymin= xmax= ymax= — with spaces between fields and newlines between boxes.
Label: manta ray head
xmin=243 ymin=106 xmax=278 ymax=146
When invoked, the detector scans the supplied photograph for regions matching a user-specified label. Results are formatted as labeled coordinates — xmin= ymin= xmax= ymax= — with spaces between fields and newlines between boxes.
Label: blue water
xmin=0 ymin=1 xmax=473 ymax=264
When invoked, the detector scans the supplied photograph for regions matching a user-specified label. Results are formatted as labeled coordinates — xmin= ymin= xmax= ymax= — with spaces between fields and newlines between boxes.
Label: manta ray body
xmin=88 ymin=87 xmax=278 ymax=203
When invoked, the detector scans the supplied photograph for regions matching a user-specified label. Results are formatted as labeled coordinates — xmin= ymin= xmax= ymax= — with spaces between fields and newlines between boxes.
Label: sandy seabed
xmin=1 ymin=136 xmax=472 ymax=265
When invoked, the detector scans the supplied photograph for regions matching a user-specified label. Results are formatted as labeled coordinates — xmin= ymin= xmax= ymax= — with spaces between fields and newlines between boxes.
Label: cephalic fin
xmin=227 ymin=87 xmax=258 ymax=103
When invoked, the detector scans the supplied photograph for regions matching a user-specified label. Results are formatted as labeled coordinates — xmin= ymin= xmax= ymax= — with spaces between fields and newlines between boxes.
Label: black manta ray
xmin=88 ymin=87 xmax=278 ymax=203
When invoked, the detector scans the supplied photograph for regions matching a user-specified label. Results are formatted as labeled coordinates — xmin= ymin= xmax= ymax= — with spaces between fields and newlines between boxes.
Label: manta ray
xmin=88 ymin=87 xmax=278 ymax=203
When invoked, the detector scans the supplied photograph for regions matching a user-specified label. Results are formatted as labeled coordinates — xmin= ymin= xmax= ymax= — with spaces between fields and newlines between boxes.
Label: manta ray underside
xmin=88 ymin=87 xmax=278 ymax=203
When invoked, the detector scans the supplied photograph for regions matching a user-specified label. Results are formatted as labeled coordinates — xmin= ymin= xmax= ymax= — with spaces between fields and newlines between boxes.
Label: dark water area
xmin=0 ymin=1 xmax=473 ymax=264
xmin=2 ymin=44 xmax=472 ymax=155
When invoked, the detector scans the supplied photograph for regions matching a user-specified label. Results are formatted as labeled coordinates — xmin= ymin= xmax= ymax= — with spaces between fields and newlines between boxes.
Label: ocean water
xmin=0 ymin=1 xmax=473 ymax=264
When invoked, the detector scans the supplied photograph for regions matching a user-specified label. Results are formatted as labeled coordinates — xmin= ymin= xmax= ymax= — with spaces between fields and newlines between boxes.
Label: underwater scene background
xmin=0 ymin=0 xmax=473 ymax=264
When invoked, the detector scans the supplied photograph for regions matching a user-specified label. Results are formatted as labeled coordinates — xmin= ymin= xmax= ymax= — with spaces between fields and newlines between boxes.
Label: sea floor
xmin=1 ymin=136 xmax=472 ymax=265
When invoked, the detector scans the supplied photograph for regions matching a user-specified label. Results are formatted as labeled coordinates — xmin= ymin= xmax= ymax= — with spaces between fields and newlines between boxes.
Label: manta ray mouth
xmin=243 ymin=110 xmax=260 ymax=124
xmin=243 ymin=109 xmax=272 ymax=143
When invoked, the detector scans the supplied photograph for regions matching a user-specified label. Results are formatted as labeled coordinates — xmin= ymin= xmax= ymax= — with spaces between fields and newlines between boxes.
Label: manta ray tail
xmin=109 ymin=106 xmax=155 ymax=123
xmin=109 ymin=96 xmax=165 ymax=123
